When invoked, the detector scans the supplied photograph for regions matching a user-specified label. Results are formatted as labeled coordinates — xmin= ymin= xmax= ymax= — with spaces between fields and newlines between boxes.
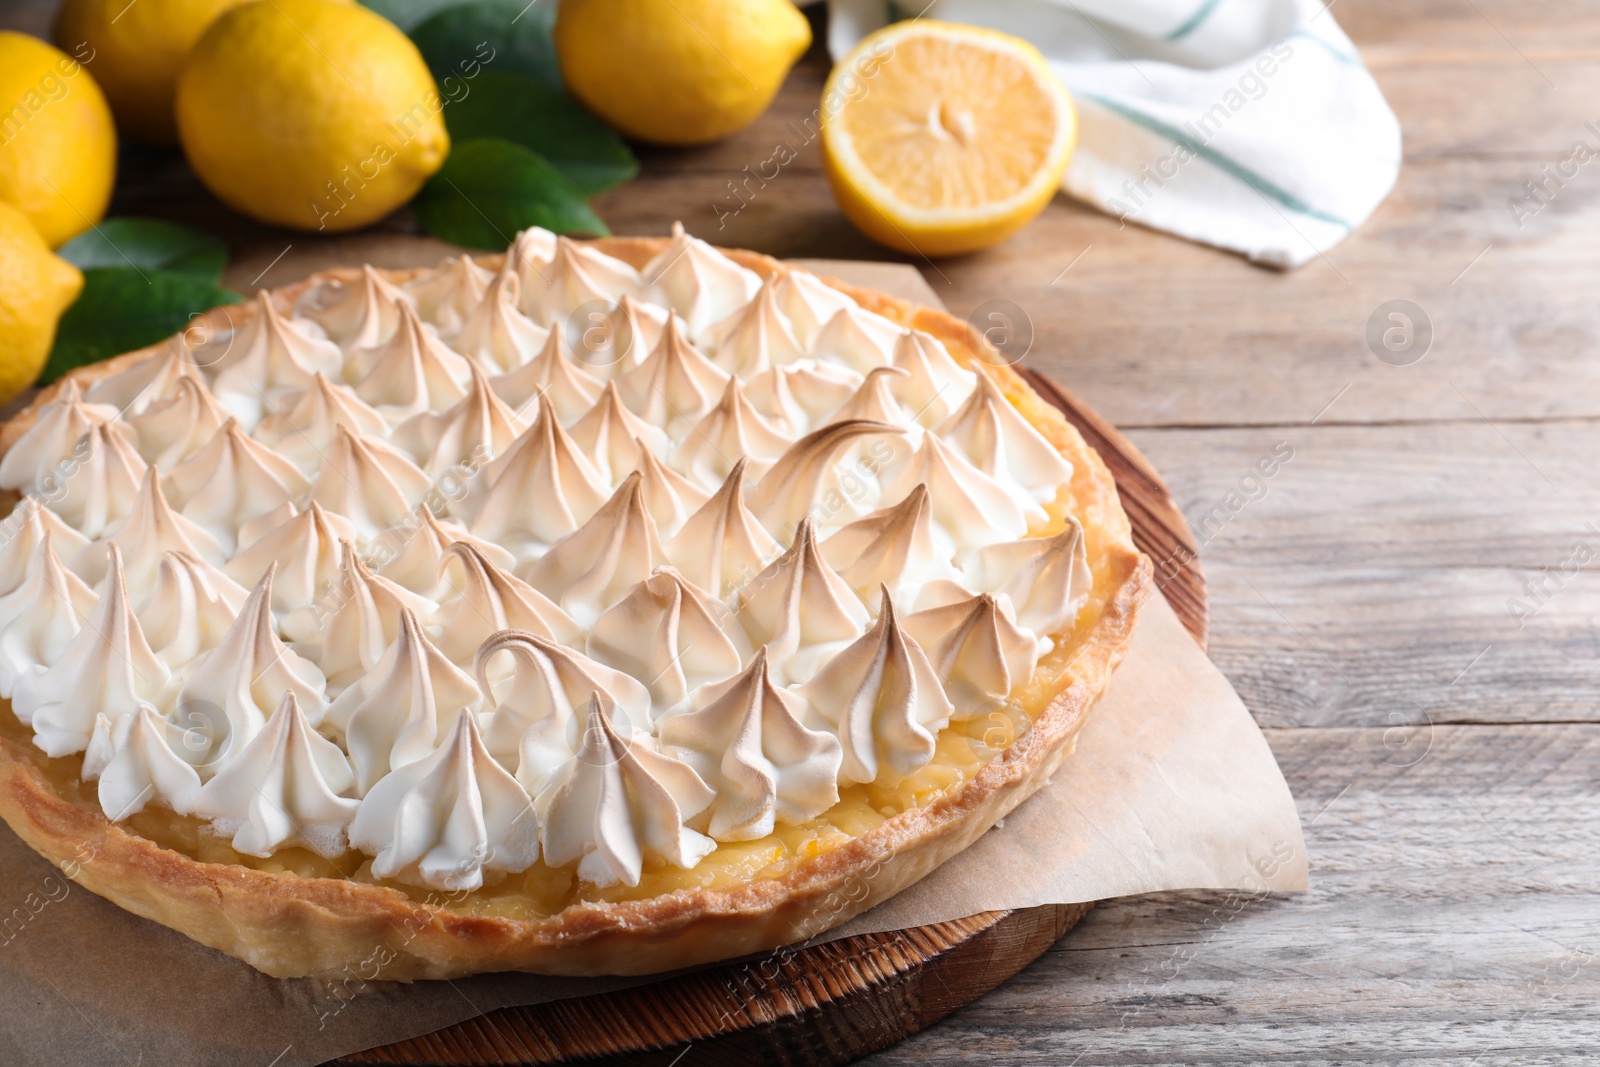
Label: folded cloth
xmin=826 ymin=0 xmax=1401 ymax=268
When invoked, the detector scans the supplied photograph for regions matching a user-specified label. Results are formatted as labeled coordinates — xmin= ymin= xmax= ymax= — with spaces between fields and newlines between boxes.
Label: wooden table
xmin=7 ymin=1 xmax=1600 ymax=1062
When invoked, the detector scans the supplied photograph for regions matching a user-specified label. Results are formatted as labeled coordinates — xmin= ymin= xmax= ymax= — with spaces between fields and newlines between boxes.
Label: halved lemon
xmin=821 ymin=20 xmax=1076 ymax=257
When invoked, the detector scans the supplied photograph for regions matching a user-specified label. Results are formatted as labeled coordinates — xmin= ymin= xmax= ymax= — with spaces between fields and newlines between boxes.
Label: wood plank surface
xmin=3 ymin=0 xmax=1597 ymax=1063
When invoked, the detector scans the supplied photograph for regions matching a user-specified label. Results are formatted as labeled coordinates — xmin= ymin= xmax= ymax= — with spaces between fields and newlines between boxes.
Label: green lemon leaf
xmin=412 ymin=0 xmax=562 ymax=90
xmin=442 ymin=71 xmax=636 ymax=195
xmin=360 ymin=0 xmax=464 ymax=32
xmin=43 ymin=268 xmax=242 ymax=384
xmin=413 ymin=138 xmax=610 ymax=249
xmin=57 ymin=218 xmax=229 ymax=283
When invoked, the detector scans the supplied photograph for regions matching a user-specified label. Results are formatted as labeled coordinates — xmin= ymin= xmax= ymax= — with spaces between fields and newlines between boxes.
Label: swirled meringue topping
xmin=0 ymin=535 xmax=96 ymax=699
xmin=734 ymin=518 xmax=870 ymax=686
xmin=20 ymin=545 xmax=175 ymax=758
xmin=474 ymin=629 xmax=652 ymax=773
xmin=254 ymin=372 xmax=390 ymax=474
xmin=566 ymin=380 xmax=672 ymax=487
xmin=84 ymin=336 xmax=207 ymax=415
xmin=329 ymin=608 xmax=477 ymax=795
xmin=485 ymin=329 xmax=603 ymax=424
xmin=188 ymin=690 xmax=358 ymax=859
xmin=348 ymin=708 xmax=537 ymax=891
xmin=210 ymin=291 xmax=344 ymax=427
xmin=348 ymin=301 xmax=473 ymax=419
xmin=664 ymin=458 xmax=782 ymax=597
xmin=644 ymin=223 xmax=762 ymax=340
xmin=126 ymin=374 xmax=232 ymax=471
xmin=0 ymin=224 xmax=1096 ymax=886
xmin=404 ymin=253 xmax=492 ymax=335
xmin=0 ymin=380 xmax=121 ymax=492
xmin=800 ymin=588 xmax=953 ymax=785
xmin=302 ymin=265 xmax=413 ymax=351
xmin=538 ymin=694 xmax=715 ymax=888
xmin=658 ymin=647 xmax=841 ymax=841
xmin=587 ymin=567 xmax=751 ymax=714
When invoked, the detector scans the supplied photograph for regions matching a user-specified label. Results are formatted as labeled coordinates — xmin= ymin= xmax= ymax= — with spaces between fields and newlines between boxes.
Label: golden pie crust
xmin=0 ymin=237 xmax=1150 ymax=980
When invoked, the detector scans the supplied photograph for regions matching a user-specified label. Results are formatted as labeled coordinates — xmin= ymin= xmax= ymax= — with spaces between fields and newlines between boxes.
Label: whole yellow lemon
xmin=0 ymin=32 xmax=117 ymax=248
xmin=54 ymin=0 xmax=255 ymax=144
xmin=555 ymin=0 xmax=811 ymax=146
xmin=0 ymin=201 xmax=84 ymax=403
xmin=175 ymin=0 xmax=449 ymax=233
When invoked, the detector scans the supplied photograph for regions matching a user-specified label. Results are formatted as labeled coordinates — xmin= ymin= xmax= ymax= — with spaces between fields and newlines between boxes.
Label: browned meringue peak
xmin=186 ymin=690 xmax=359 ymax=860
xmin=84 ymin=335 xmax=208 ymax=414
xmin=877 ymin=431 xmax=1037 ymax=552
xmin=565 ymin=380 xmax=672 ymax=487
xmin=672 ymin=376 xmax=794 ymax=490
xmin=165 ymin=419 xmax=308 ymax=553
xmin=657 ymin=647 xmax=842 ymax=841
xmin=316 ymin=541 xmax=440 ymax=692
xmin=799 ymin=588 xmax=954 ymax=786
xmin=348 ymin=301 xmax=473 ymax=419
xmin=329 ymin=607 xmax=479 ymax=796
xmin=392 ymin=362 xmax=527 ymax=478
xmin=0 ymin=534 xmax=97 ymax=699
xmin=634 ymin=443 xmax=709 ymax=539
xmin=404 ymin=253 xmax=493 ymax=335
xmin=226 ymin=501 xmax=356 ymax=621
xmin=522 ymin=235 xmax=643 ymax=327
xmin=615 ymin=315 xmax=731 ymax=433
xmin=960 ymin=519 xmax=1094 ymax=637
xmin=567 ymin=293 xmax=671 ymax=379
xmin=831 ymin=366 xmax=918 ymax=432
xmin=811 ymin=303 xmax=903 ymax=375
xmin=19 ymin=544 xmax=176 ymax=758
xmin=663 ymin=457 xmax=781 ymax=597
xmin=372 ymin=504 xmax=516 ymax=602
xmin=818 ymin=484 xmax=962 ymax=607
xmin=462 ymin=393 xmax=611 ymax=558
xmin=0 ymin=379 xmax=122 ymax=491
xmin=903 ymin=593 xmax=1040 ymax=719
xmin=522 ymin=471 xmax=665 ymax=628
xmin=934 ymin=363 xmax=1073 ymax=501
xmin=54 ymin=421 xmax=149 ymax=540
xmin=126 ymin=374 xmax=232 ymax=472
xmin=432 ymin=542 xmax=581 ymax=664
xmin=507 ymin=225 xmax=557 ymax=281
xmin=642 ymin=222 xmax=762 ymax=339
xmin=744 ymin=358 xmax=863 ymax=435
xmin=76 ymin=467 xmax=225 ymax=594
xmin=485 ymin=328 xmax=602 ymax=425
xmin=587 ymin=566 xmax=752 ymax=713
xmin=733 ymin=517 xmax=870 ymax=686
xmin=309 ymin=425 xmax=433 ymax=545
xmin=0 ymin=497 xmax=90 ymax=596
xmin=745 ymin=419 xmax=906 ymax=542
xmin=702 ymin=281 xmax=805 ymax=377
xmin=301 ymin=264 xmax=413 ymax=350
xmin=177 ymin=564 xmax=328 ymax=770
xmin=888 ymin=329 xmax=976 ymax=428
xmin=538 ymin=694 xmax=716 ymax=888
xmin=450 ymin=266 xmax=551 ymax=373
xmin=773 ymin=269 xmax=858 ymax=349
xmin=472 ymin=629 xmax=652 ymax=771
xmin=210 ymin=291 xmax=344 ymax=427
xmin=253 ymin=371 xmax=390 ymax=475
xmin=137 ymin=550 xmax=249 ymax=671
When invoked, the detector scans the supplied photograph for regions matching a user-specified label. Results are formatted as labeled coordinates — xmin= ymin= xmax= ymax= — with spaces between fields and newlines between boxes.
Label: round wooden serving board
xmin=332 ymin=369 xmax=1207 ymax=1067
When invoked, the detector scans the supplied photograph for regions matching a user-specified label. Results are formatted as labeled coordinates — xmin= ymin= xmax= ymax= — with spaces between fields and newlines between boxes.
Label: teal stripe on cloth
xmin=1077 ymin=90 xmax=1354 ymax=230
xmin=1164 ymin=0 xmax=1227 ymax=41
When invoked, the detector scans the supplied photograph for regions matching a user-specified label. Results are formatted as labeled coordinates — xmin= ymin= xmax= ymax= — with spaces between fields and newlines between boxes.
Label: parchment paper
xmin=0 ymin=263 xmax=1306 ymax=1066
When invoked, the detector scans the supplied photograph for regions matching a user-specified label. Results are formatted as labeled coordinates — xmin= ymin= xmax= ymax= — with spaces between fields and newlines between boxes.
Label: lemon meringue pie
xmin=0 ymin=225 xmax=1147 ymax=979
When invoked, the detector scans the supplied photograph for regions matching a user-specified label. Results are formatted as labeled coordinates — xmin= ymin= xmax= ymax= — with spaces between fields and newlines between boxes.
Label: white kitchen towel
xmin=826 ymin=0 xmax=1401 ymax=268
